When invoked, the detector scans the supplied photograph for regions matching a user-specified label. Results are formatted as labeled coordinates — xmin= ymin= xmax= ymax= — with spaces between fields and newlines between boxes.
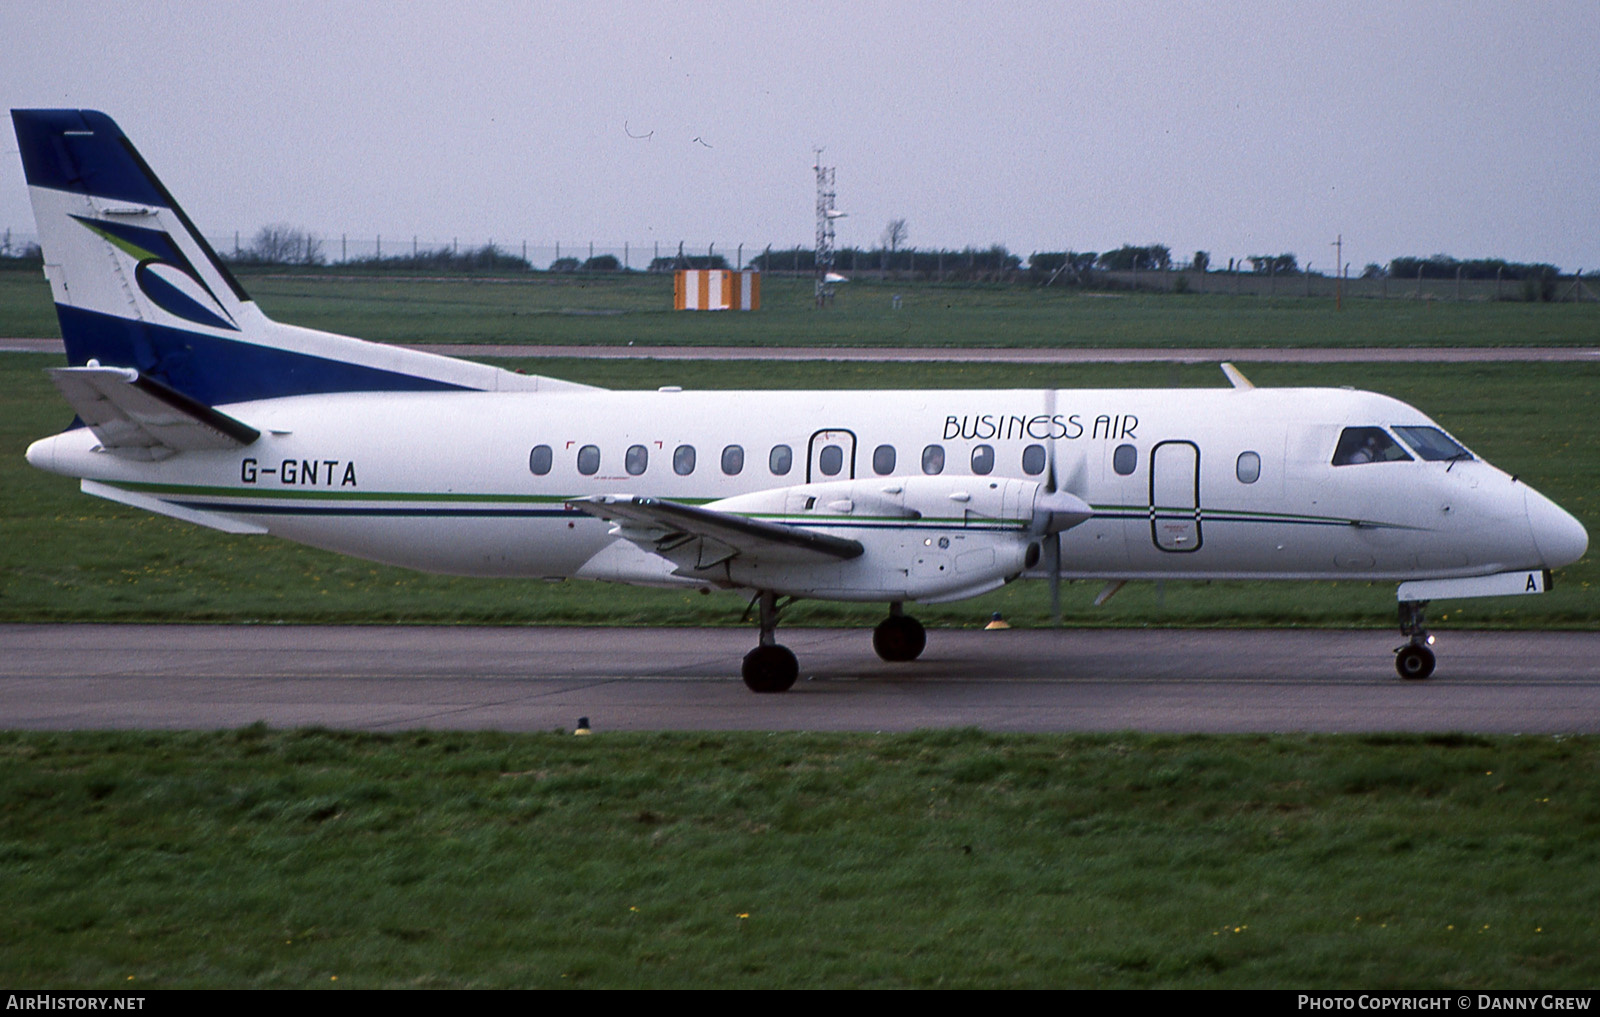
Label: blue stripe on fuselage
xmin=55 ymin=305 xmax=469 ymax=404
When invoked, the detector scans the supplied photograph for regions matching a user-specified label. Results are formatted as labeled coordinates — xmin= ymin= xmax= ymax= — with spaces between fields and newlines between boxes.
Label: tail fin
xmin=12 ymin=109 xmax=588 ymax=405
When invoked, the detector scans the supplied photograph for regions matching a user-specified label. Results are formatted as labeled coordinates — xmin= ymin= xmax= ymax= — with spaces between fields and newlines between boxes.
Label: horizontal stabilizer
xmin=47 ymin=365 xmax=260 ymax=460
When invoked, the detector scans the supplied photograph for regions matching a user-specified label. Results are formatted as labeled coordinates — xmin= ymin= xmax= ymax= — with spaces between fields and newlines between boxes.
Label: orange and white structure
xmin=674 ymin=269 xmax=760 ymax=311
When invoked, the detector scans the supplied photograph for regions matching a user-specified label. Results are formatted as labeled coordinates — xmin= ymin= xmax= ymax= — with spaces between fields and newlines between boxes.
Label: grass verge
xmin=1 ymin=727 xmax=1595 ymax=988
xmin=3 ymin=270 xmax=1598 ymax=348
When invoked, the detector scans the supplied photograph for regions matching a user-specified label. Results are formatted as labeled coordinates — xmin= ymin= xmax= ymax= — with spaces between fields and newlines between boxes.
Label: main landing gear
xmin=742 ymin=591 xmax=799 ymax=693
xmin=739 ymin=596 xmax=930 ymax=693
xmin=1395 ymin=600 xmax=1436 ymax=681
xmin=873 ymin=601 xmax=927 ymax=662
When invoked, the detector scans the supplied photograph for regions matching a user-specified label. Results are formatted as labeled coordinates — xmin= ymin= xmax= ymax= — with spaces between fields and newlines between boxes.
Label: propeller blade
xmin=1049 ymin=532 xmax=1061 ymax=624
xmin=1043 ymin=387 xmax=1058 ymax=494
xmin=1059 ymin=452 xmax=1089 ymax=498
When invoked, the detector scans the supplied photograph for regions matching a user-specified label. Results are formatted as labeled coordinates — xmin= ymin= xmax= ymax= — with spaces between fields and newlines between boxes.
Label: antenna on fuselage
xmin=1220 ymin=362 xmax=1255 ymax=390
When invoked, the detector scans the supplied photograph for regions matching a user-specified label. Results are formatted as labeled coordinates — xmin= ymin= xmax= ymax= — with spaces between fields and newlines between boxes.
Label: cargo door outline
xmin=1150 ymin=439 xmax=1201 ymax=552
xmin=806 ymin=429 xmax=856 ymax=483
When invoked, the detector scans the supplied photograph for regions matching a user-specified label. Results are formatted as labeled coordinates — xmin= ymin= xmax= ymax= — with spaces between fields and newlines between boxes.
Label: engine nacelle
xmin=706 ymin=476 xmax=1078 ymax=602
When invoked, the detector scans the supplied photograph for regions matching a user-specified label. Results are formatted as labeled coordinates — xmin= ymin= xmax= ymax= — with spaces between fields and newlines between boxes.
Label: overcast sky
xmin=4 ymin=1 xmax=1598 ymax=272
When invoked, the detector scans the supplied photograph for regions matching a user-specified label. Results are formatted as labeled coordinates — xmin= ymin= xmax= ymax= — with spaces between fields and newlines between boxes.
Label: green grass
xmin=2 ymin=354 xmax=1595 ymax=628
xmin=3 ymin=269 xmax=1598 ymax=348
xmin=1 ymin=727 xmax=1595 ymax=988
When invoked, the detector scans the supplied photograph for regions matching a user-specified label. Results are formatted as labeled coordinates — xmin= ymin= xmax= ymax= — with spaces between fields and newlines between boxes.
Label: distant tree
xmin=1097 ymin=244 xmax=1171 ymax=272
xmin=681 ymin=255 xmax=730 ymax=271
xmin=1390 ymin=254 xmax=1559 ymax=283
xmin=882 ymin=218 xmax=909 ymax=257
xmin=244 ymin=223 xmax=324 ymax=265
xmin=0 ymin=240 xmax=42 ymax=267
xmin=747 ymin=248 xmax=813 ymax=273
xmin=880 ymin=219 xmax=910 ymax=273
xmin=549 ymin=257 xmax=580 ymax=273
xmin=342 ymin=244 xmax=529 ymax=273
xmin=1192 ymin=250 xmax=1210 ymax=273
xmin=581 ymin=254 xmax=621 ymax=272
xmin=647 ymin=255 xmax=729 ymax=272
xmin=1247 ymin=253 xmax=1299 ymax=275
xmin=1029 ymin=251 xmax=1098 ymax=284
xmin=1361 ymin=262 xmax=1386 ymax=279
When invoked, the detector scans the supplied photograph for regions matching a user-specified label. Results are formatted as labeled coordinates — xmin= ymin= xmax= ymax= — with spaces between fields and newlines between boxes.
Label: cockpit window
xmin=1393 ymin=426 xmax=1473 ymax=463
xmin=1332 ymin=427 xmax=1413 ymax=466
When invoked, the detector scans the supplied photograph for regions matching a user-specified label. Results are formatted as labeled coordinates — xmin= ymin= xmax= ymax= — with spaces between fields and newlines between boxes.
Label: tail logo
xmin=71 ymin=215 xmax=238 ymax=331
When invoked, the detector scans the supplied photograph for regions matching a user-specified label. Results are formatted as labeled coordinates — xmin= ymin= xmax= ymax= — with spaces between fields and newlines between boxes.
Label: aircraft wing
xmin=47 ymin=366 xmax=260 ymax=460
xmin=568 ymin=494 xmax=864 ymax=574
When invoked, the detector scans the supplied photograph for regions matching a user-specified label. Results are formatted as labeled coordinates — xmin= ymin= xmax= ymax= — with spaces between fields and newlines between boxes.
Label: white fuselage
xmin=26 ymin=383 xmax=1584 ymax=600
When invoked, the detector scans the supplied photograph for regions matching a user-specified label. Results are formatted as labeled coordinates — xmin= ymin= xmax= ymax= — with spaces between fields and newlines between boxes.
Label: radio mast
xmin=814 ymin=149 xmax=843 ymax=307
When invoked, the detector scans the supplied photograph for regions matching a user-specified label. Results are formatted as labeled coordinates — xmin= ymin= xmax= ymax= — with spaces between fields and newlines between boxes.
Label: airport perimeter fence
xmin=4 ymin=226 xmax=1595 ymax=302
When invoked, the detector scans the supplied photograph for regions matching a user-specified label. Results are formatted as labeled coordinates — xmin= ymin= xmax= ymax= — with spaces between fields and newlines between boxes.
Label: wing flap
xmin=47 ymin=365 xmax=260 ymax=459
xmin=568 ymin=495 xmax=864 ymax=574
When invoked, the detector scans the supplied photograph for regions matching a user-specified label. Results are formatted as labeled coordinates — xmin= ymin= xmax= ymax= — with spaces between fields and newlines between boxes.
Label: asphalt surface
xmin=5 ymin=339 xmax=1600 ymax=362
xmin=3 ymin=624 xmax=1596 ymax=734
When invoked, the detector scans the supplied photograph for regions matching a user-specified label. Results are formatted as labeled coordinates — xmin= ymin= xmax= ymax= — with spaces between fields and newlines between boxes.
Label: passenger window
xmin=721 ymin=445 xmax=744 ymax=475
xmin=1236 ymin=451 xmax=1261 ymax=484
xmin=625 ymin=444 xmax=648 ymax=476
xmin=1333 ymin=427 xmax=1412 ymax=466
xmin=873 ymin=444 xmax=896 ymax=475
xmin=818 ymin=444 xmax=844 ymax=476
xmin=673 ymin=444 xmax=696 ymax=475
xmin=577 ymin=444 xmax=600 ymax=475
xmin=769 ymin=444 xmax=792 ymax=476
xmin=1113 ymin=444 xmax=1137 ymax=476
xmin=1021 ymin=444 xmax=1046 ymax=476
xmin=529 ymin=445 xmax=553 ymax=476
xmin=971 ymin=444 xmax=994 ymax=475
xmin=1393 ymin=426 xmax=1472 ymax=463
xmin=921 ymin=444 xmax=945 ymax=475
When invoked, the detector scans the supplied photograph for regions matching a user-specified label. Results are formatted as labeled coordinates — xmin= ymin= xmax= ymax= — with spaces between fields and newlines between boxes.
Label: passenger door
xmin=1150 ymin=440 xmax=1201 ymax=552
xmin=806 ymin=429 xmax=857 ymax=483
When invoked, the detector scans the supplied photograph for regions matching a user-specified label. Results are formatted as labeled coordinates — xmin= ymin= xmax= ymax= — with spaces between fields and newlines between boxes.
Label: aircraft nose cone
xmin=1527 ymin=488 xmax=1588 ymax=568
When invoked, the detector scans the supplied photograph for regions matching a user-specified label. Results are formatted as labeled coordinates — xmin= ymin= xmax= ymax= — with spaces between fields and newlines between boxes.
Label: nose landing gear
xmin=1395 ymin=600 xmax=1436 ymax=680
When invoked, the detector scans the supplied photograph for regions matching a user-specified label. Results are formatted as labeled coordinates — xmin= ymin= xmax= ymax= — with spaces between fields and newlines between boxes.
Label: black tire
xmin=1395 ymin=644 xmax=1436 ymax=681
xmin=872 ymin=615 xmax=927 ymax=662
xmin=742 ymin=644 xmax=799 ymax=693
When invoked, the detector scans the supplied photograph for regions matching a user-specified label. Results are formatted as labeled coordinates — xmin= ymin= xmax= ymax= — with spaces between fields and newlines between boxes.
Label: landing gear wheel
xmin=1395 ymin=644 xmax=1436 ymax=681
xmin=742 ymin=644 xmax=799 ymax=693
xmin=1395 ymin=600 xmax=1436 ymax=681
xmin=873 ymin=615 xmax=927 ymax=662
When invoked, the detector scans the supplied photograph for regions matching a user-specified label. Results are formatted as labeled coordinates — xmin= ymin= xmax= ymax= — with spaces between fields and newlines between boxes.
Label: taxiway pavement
xmin=3 ymin=625 xmax=1596 ymax=734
